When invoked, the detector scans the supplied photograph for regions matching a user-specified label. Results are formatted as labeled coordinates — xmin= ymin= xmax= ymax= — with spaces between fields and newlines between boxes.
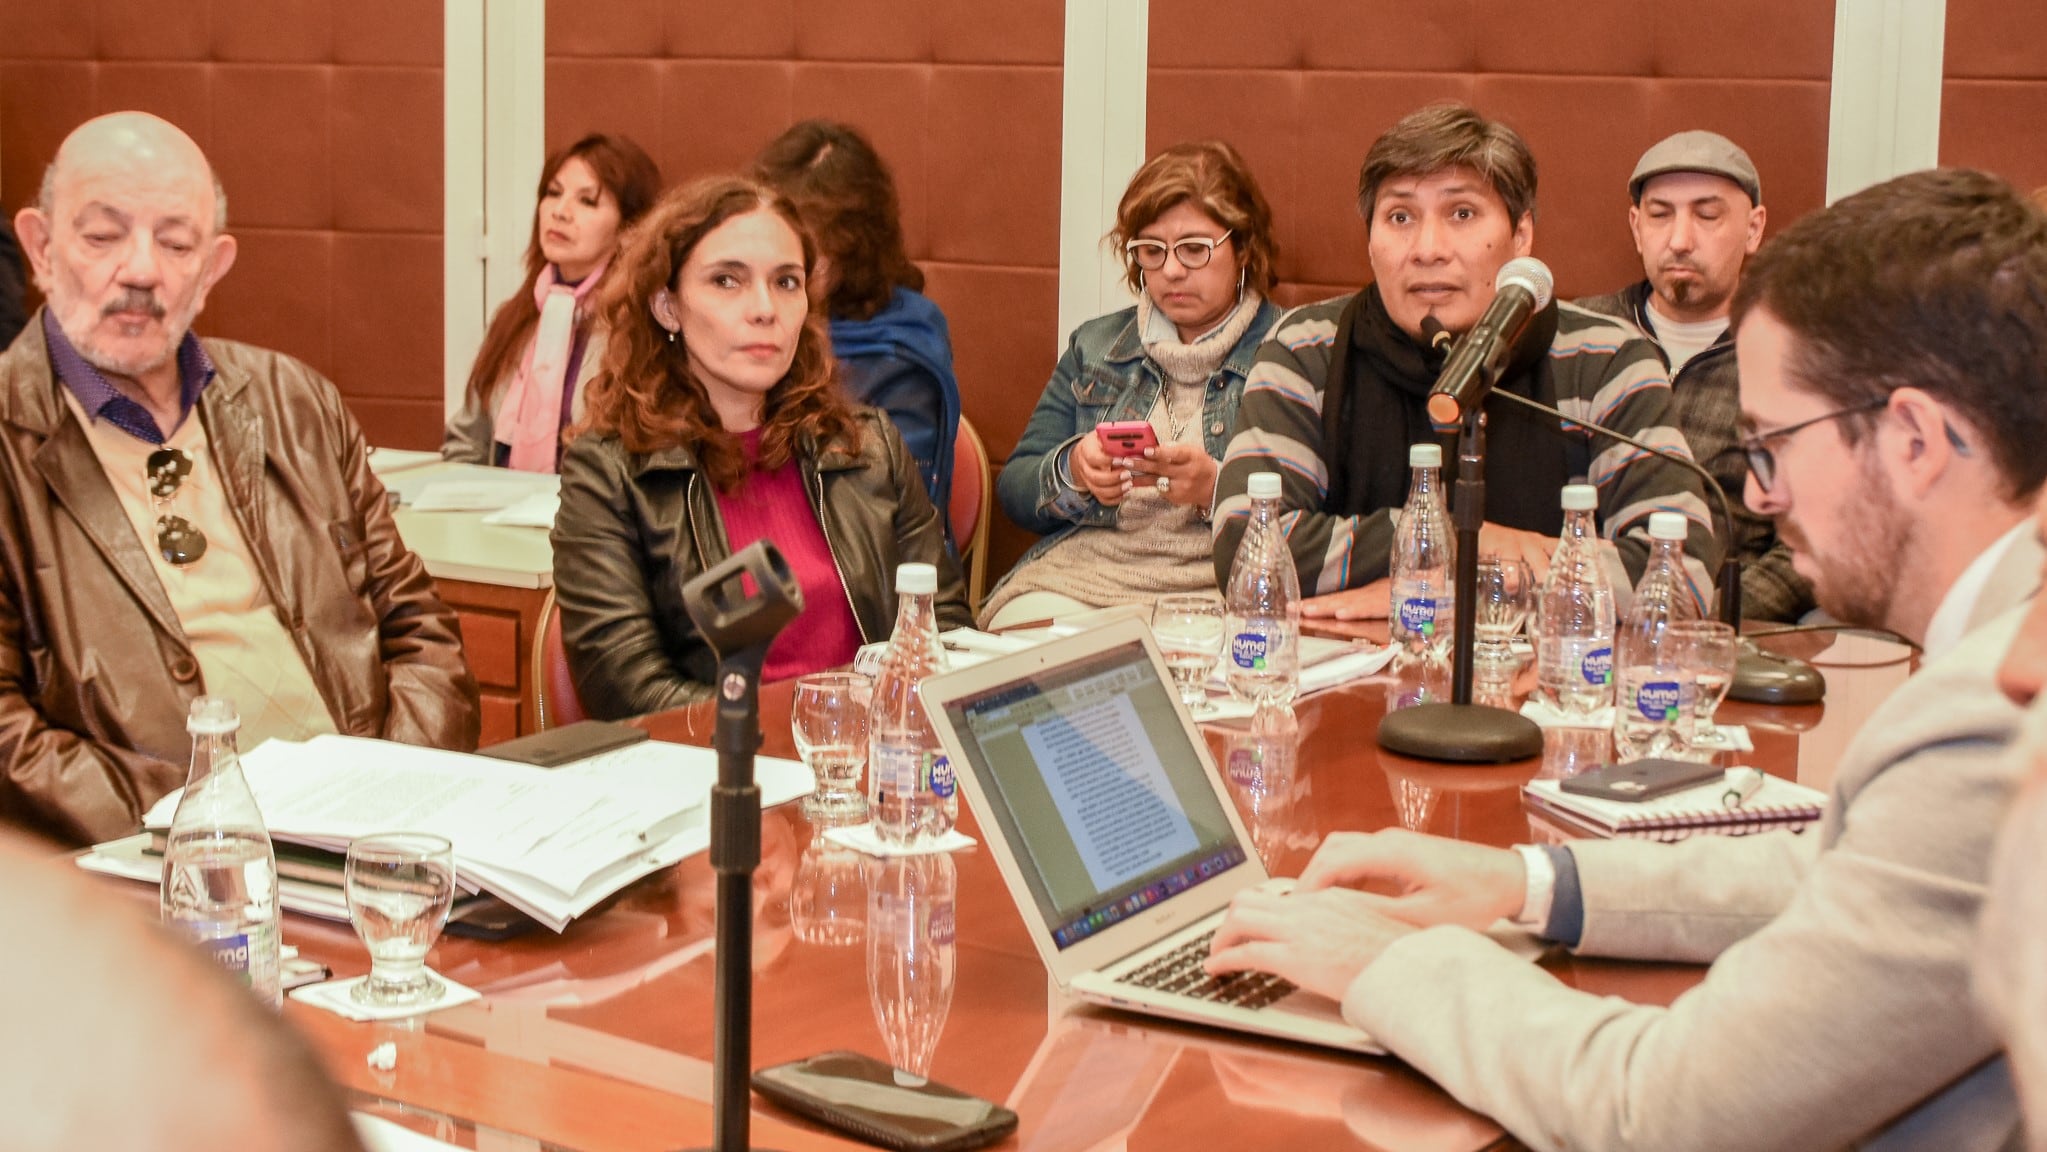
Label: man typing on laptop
xmin=1207 ymin=169 xmax=2047 ymax=1152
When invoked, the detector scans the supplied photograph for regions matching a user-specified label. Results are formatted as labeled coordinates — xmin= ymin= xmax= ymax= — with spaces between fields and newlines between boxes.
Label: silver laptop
xmin=919 ymin=617 xmax=1382 ymax=1054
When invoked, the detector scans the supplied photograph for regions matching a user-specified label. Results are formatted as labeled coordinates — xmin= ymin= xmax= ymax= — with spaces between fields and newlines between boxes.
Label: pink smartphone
xmin=1094 ymin=420 xmax=1160 ymax=458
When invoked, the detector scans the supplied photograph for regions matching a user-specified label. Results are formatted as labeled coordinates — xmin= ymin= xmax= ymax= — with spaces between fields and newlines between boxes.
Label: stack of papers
xmin=80 ymin=735 xmax=812 ymax=931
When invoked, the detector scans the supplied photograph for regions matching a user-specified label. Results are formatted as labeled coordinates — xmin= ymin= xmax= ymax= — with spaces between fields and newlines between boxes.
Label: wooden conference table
xmin=285 ymin=629 xmax=1915 ymax=1152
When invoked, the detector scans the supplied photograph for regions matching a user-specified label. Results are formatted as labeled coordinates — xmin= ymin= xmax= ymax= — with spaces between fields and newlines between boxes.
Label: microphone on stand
xmin=679 ymin=541 xmax=803 ymax=1152
xmin=1425 ymin=257 xmax=1555 ymax=429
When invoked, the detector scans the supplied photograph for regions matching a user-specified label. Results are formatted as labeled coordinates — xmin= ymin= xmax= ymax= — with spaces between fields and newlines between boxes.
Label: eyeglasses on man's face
xmin=1738 ymin=397 xmax=1889 ymax=493
xmin=1125 ymin=230 xmax=1233 ymax=272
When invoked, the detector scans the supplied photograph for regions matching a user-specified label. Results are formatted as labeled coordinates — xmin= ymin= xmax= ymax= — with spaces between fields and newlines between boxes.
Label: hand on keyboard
xmin=1205 ymin=886 xmax=1418 ymax=1002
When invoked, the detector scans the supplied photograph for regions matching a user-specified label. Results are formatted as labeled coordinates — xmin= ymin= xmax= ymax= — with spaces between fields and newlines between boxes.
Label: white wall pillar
xmin=1827 ymin=0 xmax=1948 ymax=204
xmin=444 ymin=0 xmax=547 ymax=417
xmin=1056 ymin=0 xmax=1149 ymax=346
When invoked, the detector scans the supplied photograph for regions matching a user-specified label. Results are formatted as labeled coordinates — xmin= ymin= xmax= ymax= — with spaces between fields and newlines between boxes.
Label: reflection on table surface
xmin=286 ymin=630 xmax=1886 ymax=1152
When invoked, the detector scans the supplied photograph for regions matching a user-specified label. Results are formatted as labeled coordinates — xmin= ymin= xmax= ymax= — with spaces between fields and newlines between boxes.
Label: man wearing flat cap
xmin=1579 ymin=131 xmax=1813 ymax=622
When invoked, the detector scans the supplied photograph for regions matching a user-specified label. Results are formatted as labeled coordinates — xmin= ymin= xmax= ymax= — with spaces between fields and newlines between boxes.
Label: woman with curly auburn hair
xmin=982 ymin=140 xmax=1284 ymax=628
xmin=443 ymin=133 xmax=660 ymax=471
xmin=756 ymin=120 xmax=962 ymax=524
xmin=552 ymin=175 xmax=970 ymax=716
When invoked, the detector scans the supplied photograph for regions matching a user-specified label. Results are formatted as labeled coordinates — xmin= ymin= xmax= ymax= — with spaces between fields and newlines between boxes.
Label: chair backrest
xmin=949 ymin=415 xmax=993 ymax=612
xmin=531 ymin=588 xmax=587 ymax=731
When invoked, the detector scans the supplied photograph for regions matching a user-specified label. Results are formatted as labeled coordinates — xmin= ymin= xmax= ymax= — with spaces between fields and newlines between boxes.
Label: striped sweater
xmin=1211 ymin=294 xmax=1720 ymax=606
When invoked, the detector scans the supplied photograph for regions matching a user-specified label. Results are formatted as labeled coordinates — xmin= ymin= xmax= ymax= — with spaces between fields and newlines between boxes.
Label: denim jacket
xmin=995 ymin=298 xmax=1281 ymax=569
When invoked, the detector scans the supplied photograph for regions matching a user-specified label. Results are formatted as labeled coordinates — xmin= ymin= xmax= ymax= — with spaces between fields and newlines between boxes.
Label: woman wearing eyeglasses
xmin=981 ymin=140 xmax=1283 ymax=629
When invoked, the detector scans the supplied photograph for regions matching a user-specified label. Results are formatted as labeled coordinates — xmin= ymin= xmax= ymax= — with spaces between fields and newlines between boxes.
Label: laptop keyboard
xmin=1118 ymin=930 xmax=1296 ymax=1010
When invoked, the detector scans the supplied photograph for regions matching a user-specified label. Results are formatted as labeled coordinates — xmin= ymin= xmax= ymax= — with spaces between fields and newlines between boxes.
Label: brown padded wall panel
xmin=794 ymin=0 xmax=936 ymax=62
xmin=547 ymin=57 xmax=669 ymax=167
xmin=926 ymin=67 xmax=1063 ymax=267
xmin=931 ymin=0 xmax=1063 ymax=65
xmin=660 ymin=61 xmax=799 ymax=178
xmin=203 ymin=232 xmax=334 ymax=381
xmin=0 ymin=1 xmax=444 ymax=451
xmin=1942 ymin=0 xmax=2047 ymax=198
xmin=96 ymin=0 xmax=210 ymax=62
xmin=1471 ymin=74 xmax=1654 ymax=296
xmin=544 ymin=0 xmax=1065 ymax=578
xmin=1474 ymin=0 xmax=1652 ymax=76
xmin=1942 ymin=83 xmax=2047 ymax=197
xmin=666 ymin=0 xmax=801 ymax=59
xmin=1944 ymin=0 xmax=2047 ymax=80
xmin=1652 ymin=0 xmax=1832 ymax=79
xmin=1300 ymin=2 xmax=1479 ymax=73
xmin=1150 ymin=0 xmax=1833 ymax=303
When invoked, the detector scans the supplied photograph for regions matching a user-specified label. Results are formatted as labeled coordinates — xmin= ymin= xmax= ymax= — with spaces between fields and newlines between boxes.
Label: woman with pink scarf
xmin=443 ymin=134 xmax=662 ymax=471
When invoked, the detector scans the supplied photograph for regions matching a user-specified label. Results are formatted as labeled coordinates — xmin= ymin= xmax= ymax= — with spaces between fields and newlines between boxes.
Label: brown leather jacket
xmin=0 ymin=315 xmax=480 ymax=846
xmin=552 ymin=407 xmax=971 ymax=718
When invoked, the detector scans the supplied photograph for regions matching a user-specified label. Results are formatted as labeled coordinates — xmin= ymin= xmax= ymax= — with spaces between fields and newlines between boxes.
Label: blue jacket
xmin=830 ymin=288 xmax=960 ymax=539
xmin=995 ymin=298 xmax=1282 ymax=570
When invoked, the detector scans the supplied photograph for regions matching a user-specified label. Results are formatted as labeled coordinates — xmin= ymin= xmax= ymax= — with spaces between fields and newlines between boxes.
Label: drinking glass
xmin=793 ymin=672 xmax=872 ymax=820
xmin=1152 ymin=592 xmax=1226 ymax=716
xmin=345 ymin=832 xmax=455 ymax=1008
xmin=1473 ymin=555 xmax=1533 ymax=677
xmin=1673 ymin=620 xmax=1740 ymax=745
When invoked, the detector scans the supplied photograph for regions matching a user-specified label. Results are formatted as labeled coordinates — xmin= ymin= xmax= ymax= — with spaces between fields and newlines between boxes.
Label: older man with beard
xmin=1206 ymin=167 xmax=2046 ymax=1152
xmin=0 ymin=112 xmax=479 ymax=847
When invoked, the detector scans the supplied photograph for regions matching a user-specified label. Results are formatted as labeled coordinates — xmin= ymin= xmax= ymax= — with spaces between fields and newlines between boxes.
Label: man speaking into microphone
xmin=1212 ymin=104 xmax=1718 ymax=617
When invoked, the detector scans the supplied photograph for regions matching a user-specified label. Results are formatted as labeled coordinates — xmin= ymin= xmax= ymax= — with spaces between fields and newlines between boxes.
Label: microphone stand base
xmin=1377 ymin=702 xmax=1544 ymax=763
xmin=1728 ymin=643 xmax=1827 ymax=705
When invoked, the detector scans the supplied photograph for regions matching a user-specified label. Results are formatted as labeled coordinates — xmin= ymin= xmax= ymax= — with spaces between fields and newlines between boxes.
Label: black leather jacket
xmin=552 ymin=408 xmax=970 ymax=719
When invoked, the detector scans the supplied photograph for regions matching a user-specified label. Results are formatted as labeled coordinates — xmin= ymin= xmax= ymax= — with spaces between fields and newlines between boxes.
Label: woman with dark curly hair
xmin=983 ymin=140 xmax=1284 ymax=628
xmin=756 ymin=120 xmax=961 ymax=520
xmin=551 ymin=175 xmax=969 ymax=716
xmin=444 ymin=133 xmax=661 ymax=471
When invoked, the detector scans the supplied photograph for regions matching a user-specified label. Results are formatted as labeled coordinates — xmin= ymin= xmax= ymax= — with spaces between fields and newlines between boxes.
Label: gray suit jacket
xmin=1343 ymin=534 xmax=2042 ymax=1152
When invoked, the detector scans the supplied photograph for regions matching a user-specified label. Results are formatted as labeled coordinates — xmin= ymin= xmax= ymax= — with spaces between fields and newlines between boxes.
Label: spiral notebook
xmin=1524 ymin=772 xmax=1826 ymax=840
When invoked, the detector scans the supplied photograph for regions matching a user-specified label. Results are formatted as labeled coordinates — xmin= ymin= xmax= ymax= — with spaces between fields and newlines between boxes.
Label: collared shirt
xmin=1922 ymin=519 xmax=2032 ymax=662
xmin=42 ymin=309 xmax=215 ymax=445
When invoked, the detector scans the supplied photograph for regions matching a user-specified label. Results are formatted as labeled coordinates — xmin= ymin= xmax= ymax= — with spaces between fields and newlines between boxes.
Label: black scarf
xmin=1320 ymin=284 xmax=1578 ymax=535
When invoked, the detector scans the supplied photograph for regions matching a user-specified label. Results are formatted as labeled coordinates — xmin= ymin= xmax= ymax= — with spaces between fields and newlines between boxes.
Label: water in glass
xmin=794 ymin=672 xmax=872 ymax=820
xmin=346 ymin=832 xmax=455 ymax=1008
xmin=1673 ymin=620 xmax=1739 ymax=745
xmin=1152 ymin=592 xmax=1226 ymax=713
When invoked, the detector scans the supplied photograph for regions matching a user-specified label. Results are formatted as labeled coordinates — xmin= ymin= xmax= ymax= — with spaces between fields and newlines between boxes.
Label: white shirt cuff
xmin=1511 ymin=843 xmax=1556 ymax=927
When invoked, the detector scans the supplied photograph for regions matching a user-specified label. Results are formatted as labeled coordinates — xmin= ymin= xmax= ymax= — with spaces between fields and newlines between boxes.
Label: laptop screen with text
xmin=939 ymin=639 xmax=1248 ymax=950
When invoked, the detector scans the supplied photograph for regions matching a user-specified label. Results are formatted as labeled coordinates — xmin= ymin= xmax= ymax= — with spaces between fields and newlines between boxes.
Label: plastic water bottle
xmin=160 ymin=697 xmax=281 ymax=1008
xmin=1388 ymin=443 xmax=1455 ymax=666
xmin=868 ymin=563 xmax=956 ymax=845
xmin=867 ymin=852 xmax=957 ymax=1078
xmin=1535 ymin=484 xmax=1617 ymax=718
xmin=1613 ymin=511 xmax=1701 ymax=761
xmin=1224 ymin=472 xmax=1301 ymax=704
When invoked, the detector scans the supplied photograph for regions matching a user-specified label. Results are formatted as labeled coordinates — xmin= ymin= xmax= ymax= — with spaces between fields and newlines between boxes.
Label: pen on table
xmin=1721 ymin=767 xmax=1766 ymax=809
